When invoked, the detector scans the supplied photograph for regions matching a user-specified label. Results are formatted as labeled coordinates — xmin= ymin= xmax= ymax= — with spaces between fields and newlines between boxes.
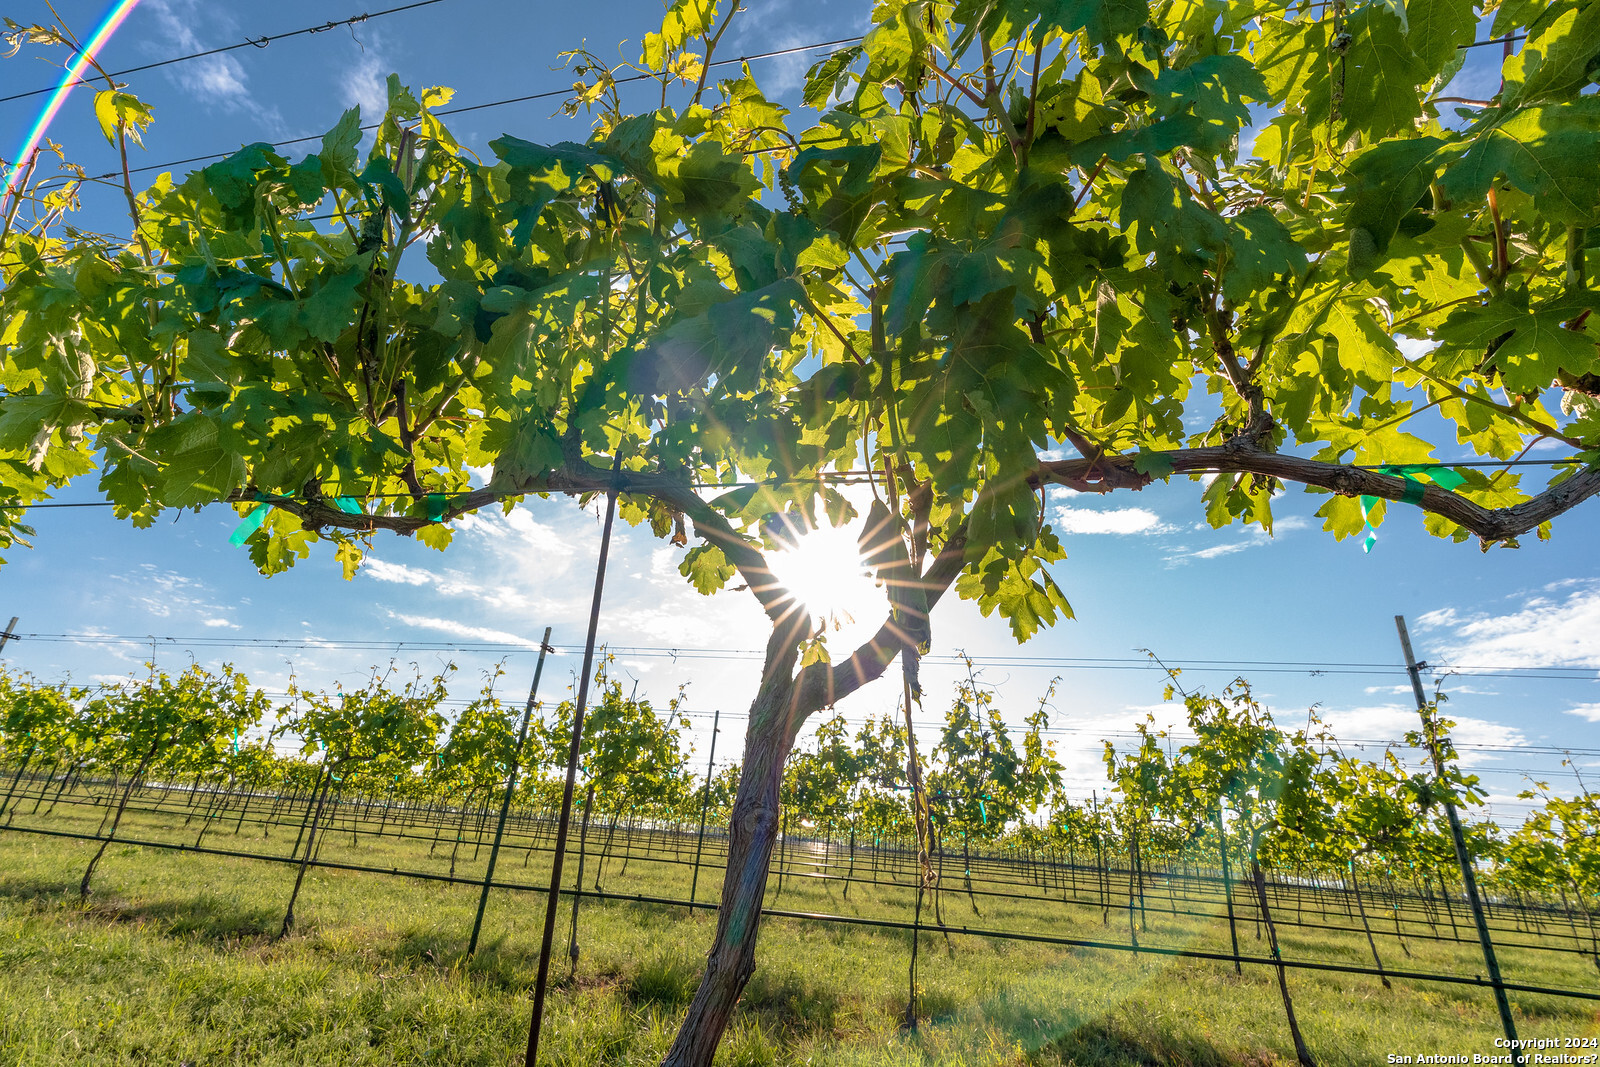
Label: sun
xmin=766 ymin=522 xmax=886 ymax=629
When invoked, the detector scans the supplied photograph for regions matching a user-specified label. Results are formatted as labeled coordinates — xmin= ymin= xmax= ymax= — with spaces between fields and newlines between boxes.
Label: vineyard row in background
xmin=2 ymin=658 xmax=1596 ymax=904
xmin=5 ymin=651 xmax=1600 ymax=1067
xmin=2 ymin=658 xmax=1597 ymax=946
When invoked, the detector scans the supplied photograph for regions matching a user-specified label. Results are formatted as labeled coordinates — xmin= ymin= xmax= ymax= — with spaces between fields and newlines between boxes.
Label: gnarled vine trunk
xmin=661 ymin=622 xmax=806 ymax=1067
xmin=655 ymin=513 xmax=964 ymax=1067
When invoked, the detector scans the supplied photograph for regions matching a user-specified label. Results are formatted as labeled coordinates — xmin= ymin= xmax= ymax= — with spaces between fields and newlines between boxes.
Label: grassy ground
xmin=0 ymin=786 xmax=1594 ymax=1065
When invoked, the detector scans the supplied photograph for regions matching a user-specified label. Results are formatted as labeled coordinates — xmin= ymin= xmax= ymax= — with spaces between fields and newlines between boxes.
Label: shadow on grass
xmin=387 ymin=926 xmax=455 ymax=966
xmin=102 ymin=892 xmax=281 ymax=941
xmin=0 ymin=873 xmax=79 ymax=904
xmin=740 ymin=964 xmax=849 ymax=1038
xmin=0 ymin=872 xmax=281 ymax=942
xmin=1039 ymin=1020 xmax=1248 ymax=1067
xmin=625 ymin=950 xmax=700 ymax=1007
xmin=581 ymin=939 xmax=855 ymax=1040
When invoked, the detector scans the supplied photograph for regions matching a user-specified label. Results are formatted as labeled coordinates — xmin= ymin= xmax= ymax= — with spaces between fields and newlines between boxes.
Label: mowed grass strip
xmin=0 ymin=799 xmax=1594 ymax=1065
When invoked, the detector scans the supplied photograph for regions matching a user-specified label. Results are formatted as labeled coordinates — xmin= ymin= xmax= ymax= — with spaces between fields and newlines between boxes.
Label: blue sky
xmin=2 ymin=0 xmax=1597 ymax=820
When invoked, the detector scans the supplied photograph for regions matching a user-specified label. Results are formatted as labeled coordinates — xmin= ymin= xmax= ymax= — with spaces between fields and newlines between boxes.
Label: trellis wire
xmin=2 ymin=767 xmax=1595 ymax=1014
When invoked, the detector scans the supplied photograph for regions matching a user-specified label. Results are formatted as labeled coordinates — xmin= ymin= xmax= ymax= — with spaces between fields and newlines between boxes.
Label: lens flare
xmin=767 ymin=522 xmax=884 ymax=628
xmin=3 ymin=0 xmax=144 ymax=209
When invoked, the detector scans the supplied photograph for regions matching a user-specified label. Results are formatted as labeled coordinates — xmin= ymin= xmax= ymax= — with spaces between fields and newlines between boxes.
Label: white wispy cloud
xmin=1164 ymin=536 xmax=1260 ymax=565
xmin=363 ymin=559 xmax=438 ymax=586
xmin=342 ymin=51 xmax=390 ymax=122
xmin=1188 ymin=542 xmax=1252 ymax=560
xmin=1162 ymin=514 xmax=1308 ymax=565
xmin=1394 ymin=335 xmax=1437 ymax=360
xmin=1364 ymin=682 xmax=1497 ymax=696
xmin=1052 ymin=505 xmax=1169 ymax=535
xmin=97 ymin=565 xmax=245 ymax=635
xmin=144 ymin=0 xmax=284 ymax=132
xmin=725 ymin=2 xmax=873 ymax=98
xmin=650 ymin=545 xmax=681 ymax=583
xmin=1317 ymin=703 xmax=1530 ymax=767
xmin=1415 ymin=606 xmax=1459 ymax=629
xmin=745 ymin=28 xmax=814 ymax=96
xmin=388 ymin=612 xmax=546 ymax=649
xmin=364 ymin=552 xmax=552 ymax=616
xmin=1566 ymin=703 xmax=1600 ymax=723
xmin=1421 ymin=581 xmax=1600 ymax=670
xmin=456 ymin=507 xmax=574 ymax=557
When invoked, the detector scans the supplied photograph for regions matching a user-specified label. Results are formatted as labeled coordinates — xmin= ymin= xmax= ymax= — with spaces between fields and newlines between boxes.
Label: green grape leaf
xmin=679 ymin=544 xmax=737 ymax=594
xmin=1343 ymin=136 xmax=1447 ymax=271
xmin=92 ymin=90 xmax=154 ymax=147
xmin=1501 ymin=2 xmax=1600 ymax=108
xmin=1439 ymin=102 xmax=1600 ymax=226
xmin=1436 ymin=298 xmax=1600 ymax=395
xmin=320 ymin=107 xmax=363 ymax=190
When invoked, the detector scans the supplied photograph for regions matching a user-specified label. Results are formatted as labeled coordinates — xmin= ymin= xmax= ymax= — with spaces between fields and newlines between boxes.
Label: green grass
xmin=0 ymin=785 xmax=1594 ymax=1065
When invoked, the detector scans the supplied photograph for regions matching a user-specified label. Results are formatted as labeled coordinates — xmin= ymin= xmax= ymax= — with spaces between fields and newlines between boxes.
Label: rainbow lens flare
xmin=3 ymin=0 xmax=144 ymax=209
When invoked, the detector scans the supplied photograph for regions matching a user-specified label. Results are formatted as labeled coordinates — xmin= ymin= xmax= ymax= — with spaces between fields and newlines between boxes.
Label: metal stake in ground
xmin=525 ymin=455 xmax=623 ymax=1067
xmin=0 ymin=616 xmax=18 ymax=656
xmin=688 ymin=708 xmax=720 ymax=913
xmin=1215 ymin=804 xmax=1241 ymax=976
xmin=1395 ymin=615 xmax=1524 ymax=1067
xmin=901 ymin=675 xmax=932 ymax=1032
xmin=467 ymin=627 xmax=554 ymax=958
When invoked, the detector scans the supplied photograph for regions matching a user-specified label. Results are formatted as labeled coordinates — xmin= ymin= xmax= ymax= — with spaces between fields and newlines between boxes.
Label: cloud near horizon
xmin=1419 ymin=582 xmax=1600 ymax=670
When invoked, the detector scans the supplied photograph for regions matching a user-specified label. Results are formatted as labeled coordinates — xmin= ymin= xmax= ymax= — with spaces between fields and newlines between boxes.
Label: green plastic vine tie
xmin=229 ymin=488 xmax=367 ymax=546
xmin=227 ymin=494 xmax=272 ymax=547
xmin=1359 ymin=464 xmax=1467 ymax=553
xmin=425 ymin=493 xmax=450 ymax=521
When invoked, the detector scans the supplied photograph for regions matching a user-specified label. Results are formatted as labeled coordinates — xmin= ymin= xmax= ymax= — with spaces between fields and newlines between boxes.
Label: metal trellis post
xmin=688 ymin=708 xmax=720 ymax=912
xmin=1396 ymin=614 xmax=1523 ymax=1066
xmin=525 ymin=454 xmax=622 ymax=1067
xmin=467 ymin=627 xmax=553 ymax=957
